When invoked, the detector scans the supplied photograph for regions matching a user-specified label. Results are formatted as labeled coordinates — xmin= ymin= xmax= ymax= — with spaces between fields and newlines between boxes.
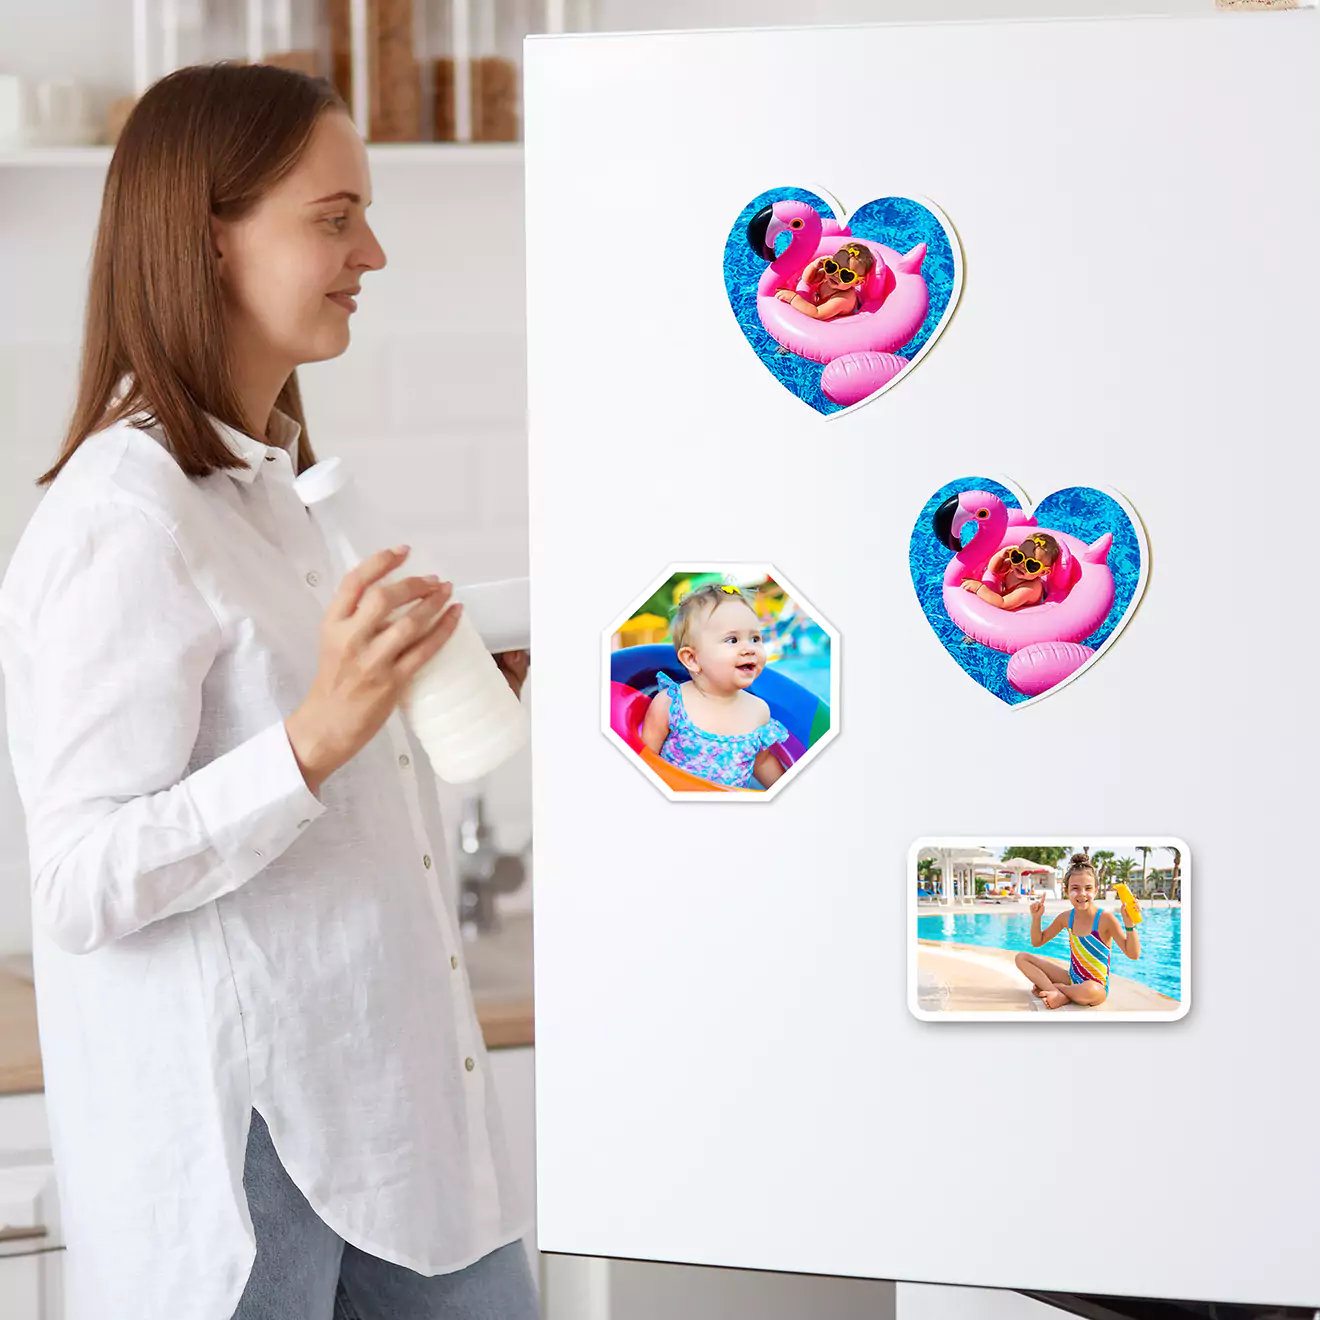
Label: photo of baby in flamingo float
xmin=605 ymin=565 xmax=837 ymax=800
xmin=911 ymin=477 xmax=1148 ymax=706
xmin=725 ymin=186 xmax=962 ymax=416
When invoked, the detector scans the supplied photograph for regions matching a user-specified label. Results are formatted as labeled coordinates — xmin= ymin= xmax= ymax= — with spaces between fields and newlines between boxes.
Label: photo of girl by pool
xmin=604 ymin=565 xmax=837 ymax=800
xmin=908 ymin=837 xmax=1189 ymax=1022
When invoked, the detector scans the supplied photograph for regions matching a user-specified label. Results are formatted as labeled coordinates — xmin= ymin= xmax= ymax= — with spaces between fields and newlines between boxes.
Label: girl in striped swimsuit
xmin=1014 ymin=853 xmax=1141 ymax=1009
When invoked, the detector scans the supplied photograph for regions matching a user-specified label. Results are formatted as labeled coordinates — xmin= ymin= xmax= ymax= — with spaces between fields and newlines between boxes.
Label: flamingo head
xmin=746 ymin=199 xmax=821 ymax=262
xmin=933 ymin=490 xmax=1008 ymax=554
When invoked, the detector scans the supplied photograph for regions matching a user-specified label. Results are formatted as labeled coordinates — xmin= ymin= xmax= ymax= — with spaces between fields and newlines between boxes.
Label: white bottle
xmin=294 ymin=457 xmax=529 ymax=784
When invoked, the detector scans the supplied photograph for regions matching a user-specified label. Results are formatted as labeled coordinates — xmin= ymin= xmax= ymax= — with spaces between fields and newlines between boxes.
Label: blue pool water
xmin=768 ymin=651 xmax=831 ymax=704
xmin=917 ymin=910 xmax=1182 ymax=1000
xmin=908 ymin=477 xmax=1145 ymax=707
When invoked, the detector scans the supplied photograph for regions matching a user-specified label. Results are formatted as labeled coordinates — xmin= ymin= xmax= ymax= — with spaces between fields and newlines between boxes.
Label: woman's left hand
xmin=493 ymin=649 xmax=530 ymax=697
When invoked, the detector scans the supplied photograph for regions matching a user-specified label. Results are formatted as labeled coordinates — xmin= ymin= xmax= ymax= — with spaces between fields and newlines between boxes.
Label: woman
xmin=0 ymin=64 xmax=537 ymax=1319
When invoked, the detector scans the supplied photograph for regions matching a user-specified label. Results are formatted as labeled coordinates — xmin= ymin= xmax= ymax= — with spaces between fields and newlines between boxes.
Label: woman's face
xmin=684 ymin=599 xmax=766 ymax=689
xmin=211 ymin=110 xmax=385 ymax=371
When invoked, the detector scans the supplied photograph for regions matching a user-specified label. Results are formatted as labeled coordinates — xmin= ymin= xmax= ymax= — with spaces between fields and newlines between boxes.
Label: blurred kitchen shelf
xmin=0 ymin=143 xmax=524 ymax=168
xmin=0 ymin=146 xmax=111 ymax=166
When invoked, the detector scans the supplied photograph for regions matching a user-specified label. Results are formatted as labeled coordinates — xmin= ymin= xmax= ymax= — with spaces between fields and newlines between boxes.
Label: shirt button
xmin=464 ymin=1057 xmax=475 ymax=1072
xmin=305 ymin=570 xmax=320 ymax=587
xmin=422 ymin=853 xmax=432 ymax=869
xmin=398 ymin=753 xmax=410 ymax=767
xmin=297 ymin=819 xmax=310 ymax=830
xmin=450 ymin=955 xmax=458 ymax=969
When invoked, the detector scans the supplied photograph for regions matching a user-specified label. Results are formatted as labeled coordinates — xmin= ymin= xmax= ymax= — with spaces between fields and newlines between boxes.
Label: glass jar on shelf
xmin=469 ymin=0 xmax=523 ymax=142
xmin=419 ymin=0 xmax=455 ymax=140
xmin=420 ymin=0 xmax=592 ymax=144
xmin=120 ymin=0 xmax=331 ymax=142
xmin=132 ymin=0 xmax=331 ymax=92
xmin=122 ymin=0 xmax=596 ymax=148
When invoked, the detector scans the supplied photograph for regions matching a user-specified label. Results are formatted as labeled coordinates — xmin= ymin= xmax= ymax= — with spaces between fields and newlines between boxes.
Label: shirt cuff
xmin=186 ymin=718 xmax=329 ymax=886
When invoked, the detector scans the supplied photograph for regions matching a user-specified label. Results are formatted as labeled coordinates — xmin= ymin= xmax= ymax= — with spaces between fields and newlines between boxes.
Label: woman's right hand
xmin=1029 ymin=896 xmax=1046 ymax=917
xmin=285 ymin=546 xmax=463 ymax=794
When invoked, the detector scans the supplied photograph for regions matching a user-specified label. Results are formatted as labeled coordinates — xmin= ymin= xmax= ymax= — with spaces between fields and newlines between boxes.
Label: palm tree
xmin=1000 ymin=845 xmax=1069 ymax=869
xmin=917 ymin=858 xmax=937 ymax=898
xmin=1169 ymin=847 xmax=1182 ymax=901
xmin=1136 ymin=845 xmax=1153 ymax=899
xmin=1091 ymin=850 xmax=1116 ymax=891
xmin=1113 ymin=857 xmax=1137 ymax=889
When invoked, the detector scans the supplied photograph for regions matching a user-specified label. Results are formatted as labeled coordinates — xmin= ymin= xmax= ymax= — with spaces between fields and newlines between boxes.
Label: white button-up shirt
xmin=0 ymin=406 xmax=529 ymax=1319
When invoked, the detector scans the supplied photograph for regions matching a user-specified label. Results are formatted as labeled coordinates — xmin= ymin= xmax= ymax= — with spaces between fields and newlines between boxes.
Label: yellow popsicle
xmin=1115 ymin=882 xmax=1143 ymax=926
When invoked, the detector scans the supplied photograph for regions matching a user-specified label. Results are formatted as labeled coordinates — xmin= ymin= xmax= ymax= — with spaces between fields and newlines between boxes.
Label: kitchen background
xmin=0 ymin=0 xmax=1212 ymax=1317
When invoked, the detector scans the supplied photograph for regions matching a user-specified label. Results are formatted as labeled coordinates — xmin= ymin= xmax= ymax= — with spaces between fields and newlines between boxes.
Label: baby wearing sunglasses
xmin=640 ymin=583 xmax=789 ymax=791
xmin=960 ymin=532 xmax=1061 ymax=610
xmin=773 ymin=243 xmax=875 ymax=320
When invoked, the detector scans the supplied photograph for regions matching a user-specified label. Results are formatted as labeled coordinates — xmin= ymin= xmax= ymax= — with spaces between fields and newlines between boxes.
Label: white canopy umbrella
xmin=998 ymin=857 xmax=1055 ymax=896
xmin=916 ymin=846 xmax=997 ymax=907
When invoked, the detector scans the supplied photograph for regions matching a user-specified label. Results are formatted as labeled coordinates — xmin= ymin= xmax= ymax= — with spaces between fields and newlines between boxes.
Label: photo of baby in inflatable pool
xmin=724 ymin=186 xmax=962 ymax=416
xmin=910 ymin=476 xmax=1148 ymax=706
xmin=910 ymin=837 xmax=1189 ymax=1023
xmin=604 ymin=565 xmax=836 ymax=800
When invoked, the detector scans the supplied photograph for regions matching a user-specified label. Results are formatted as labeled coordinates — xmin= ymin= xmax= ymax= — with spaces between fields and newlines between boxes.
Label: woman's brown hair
xmin=35 ymin=62 xmax=349 ymax=488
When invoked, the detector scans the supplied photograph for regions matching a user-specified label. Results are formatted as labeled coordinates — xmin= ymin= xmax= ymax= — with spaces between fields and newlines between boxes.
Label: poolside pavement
xmin=915 ymin=941 xmax=1180 ymax=1015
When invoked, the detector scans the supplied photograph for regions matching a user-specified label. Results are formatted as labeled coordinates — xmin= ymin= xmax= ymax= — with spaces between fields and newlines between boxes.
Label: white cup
xmin=0 ymin=75 xmax=37 ymax=150
xmin=32 ymin=80 xmax=94 ymax=146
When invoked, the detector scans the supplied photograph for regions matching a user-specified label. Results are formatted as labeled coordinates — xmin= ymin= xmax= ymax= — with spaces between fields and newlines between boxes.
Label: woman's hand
xmin=493 ymin=649 xmax=530 ymax=697
xmin=285 ymin=546 xmax=463 ymax=794
xmin=1030 ymin=896 xmax=1046 ymax=917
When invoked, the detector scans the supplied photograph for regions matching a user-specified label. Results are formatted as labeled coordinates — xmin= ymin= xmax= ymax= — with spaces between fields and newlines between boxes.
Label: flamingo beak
xmin=933 ymin=495 xmax=964 ymax=553
xmin=746 ymin=205 xmax=779 ymax=262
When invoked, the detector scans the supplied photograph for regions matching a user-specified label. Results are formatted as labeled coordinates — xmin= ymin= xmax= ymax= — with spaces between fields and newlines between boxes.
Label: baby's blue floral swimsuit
xmin=656 ymin=671 xmax=789 ymax=789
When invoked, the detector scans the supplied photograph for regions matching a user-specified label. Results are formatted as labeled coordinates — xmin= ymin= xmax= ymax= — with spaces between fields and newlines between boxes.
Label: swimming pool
xmin=916 ymin=910 xmax=1182 ymax=1000
xmin=768 ymin=651 xmax=830 ymax=704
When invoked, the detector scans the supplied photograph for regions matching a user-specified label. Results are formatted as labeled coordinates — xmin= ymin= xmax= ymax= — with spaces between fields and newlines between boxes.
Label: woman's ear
xmin=209 ymin=213 xmax=226 ymax=262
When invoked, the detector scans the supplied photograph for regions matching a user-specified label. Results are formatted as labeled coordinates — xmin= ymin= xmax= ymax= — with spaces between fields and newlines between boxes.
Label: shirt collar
xmin=111 ymin=375 xmax=303 ymax=485
xmin=206 ymin=407 xmax=303 ymax=484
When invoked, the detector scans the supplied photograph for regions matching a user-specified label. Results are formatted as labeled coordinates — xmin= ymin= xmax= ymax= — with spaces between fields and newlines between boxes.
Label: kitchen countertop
xmin=0 ymin=914 xmax=534 ymax=1098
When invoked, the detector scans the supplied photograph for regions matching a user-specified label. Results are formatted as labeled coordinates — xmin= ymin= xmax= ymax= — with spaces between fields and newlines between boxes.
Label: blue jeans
xmin=231 ymin=1108 xmax=540 ymax=1320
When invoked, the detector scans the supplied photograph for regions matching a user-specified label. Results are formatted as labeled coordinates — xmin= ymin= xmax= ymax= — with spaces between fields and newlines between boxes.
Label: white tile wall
xmin=0 ymin=155 xmax=534 ymax=954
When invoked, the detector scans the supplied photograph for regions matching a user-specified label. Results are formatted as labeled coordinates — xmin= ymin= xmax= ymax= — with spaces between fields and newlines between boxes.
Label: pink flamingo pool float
xmin=933 ymin=489 xmax=1116 ymax=698
xmin=746 ymin=198 xmax=931 ymax=407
